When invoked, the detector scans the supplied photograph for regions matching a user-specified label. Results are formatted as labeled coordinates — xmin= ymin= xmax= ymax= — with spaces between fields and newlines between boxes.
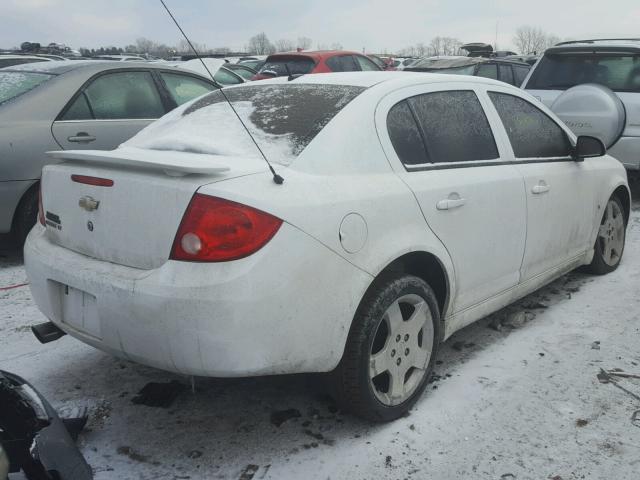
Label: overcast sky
xmin=3 ymin=0 xmax=639 ymax=53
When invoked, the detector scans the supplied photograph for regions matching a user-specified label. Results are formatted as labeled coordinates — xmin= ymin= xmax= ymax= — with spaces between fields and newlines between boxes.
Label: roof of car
xmin=549 ymin=38 xmax=640 ymax=52
xmin=2 ymin=60 xmax=212 ymax=77
xmin=253 ymin=70 xmax=518 ymax=90
xmin=407 ymin=56 xmax=529 ymax=70
xmin=265 ymin=50 xmax=365 ymax=61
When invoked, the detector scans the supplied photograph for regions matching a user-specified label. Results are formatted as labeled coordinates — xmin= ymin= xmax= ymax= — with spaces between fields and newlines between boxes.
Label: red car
xmin=252 ymin=50 xmax=381 ymax=80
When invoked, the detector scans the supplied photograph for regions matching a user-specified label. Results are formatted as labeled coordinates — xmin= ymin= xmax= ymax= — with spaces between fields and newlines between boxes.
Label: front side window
xmin=513 ymin=65 xmax=530 ymax=86
xmin=387 ymin=101 xmax=428 ymax=165
xmin=488 ymin=92 xmax=571 ymax=158
xmin=409 ymin=91 xmax=499 ymax=163
xmin=160 ymin=72 xmax=215 ymax=105
xmin=82 ymin=71 xmax=165 ymax=120
xmin=355 ymin=55 xmax=381 ymax=71
xmin=527 ymin=53 xmax=640 ymax=92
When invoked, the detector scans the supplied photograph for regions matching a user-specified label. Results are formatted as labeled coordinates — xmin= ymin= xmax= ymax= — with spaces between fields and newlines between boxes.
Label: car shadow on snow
xmin=38 ymin=270 xmax=597 ymax=478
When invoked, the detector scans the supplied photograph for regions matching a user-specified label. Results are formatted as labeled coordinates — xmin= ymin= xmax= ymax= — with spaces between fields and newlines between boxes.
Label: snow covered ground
xmin=1 ymin=180 xmax=639 ymax=480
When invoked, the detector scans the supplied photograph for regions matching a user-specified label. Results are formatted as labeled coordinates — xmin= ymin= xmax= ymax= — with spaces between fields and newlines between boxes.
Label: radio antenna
xmin=159 ymin=0 xmax=284 ymax=185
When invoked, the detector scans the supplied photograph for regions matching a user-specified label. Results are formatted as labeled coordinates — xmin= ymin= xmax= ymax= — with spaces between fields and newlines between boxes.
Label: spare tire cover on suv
xmin=550 ymin=83 xmax=625 ymax=148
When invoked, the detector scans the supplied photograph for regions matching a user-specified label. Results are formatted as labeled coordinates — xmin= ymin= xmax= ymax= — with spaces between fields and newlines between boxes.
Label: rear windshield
xmin=527 ymin=53 xmax=640 ymax=92
xmin=0 ymin=71 xmax=53 ymax=105
xmin=125 ymin=84 xmax=365 ymax=165
xmin=258 ymin=57 xmax=315 ymax=77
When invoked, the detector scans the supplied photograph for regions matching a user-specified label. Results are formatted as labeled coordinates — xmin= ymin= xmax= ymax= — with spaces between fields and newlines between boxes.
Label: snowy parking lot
xmin=1 ymin=178 xmax=639 ymax=480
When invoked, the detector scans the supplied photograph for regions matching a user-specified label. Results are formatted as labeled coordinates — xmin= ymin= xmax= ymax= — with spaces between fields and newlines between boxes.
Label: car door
xmin=379 ymin=85 xmax=527 ymax=315
xmin=51 ymin=70 xmax=168 ymax=150
xmin=485 ymin=88 xmax=594 ymax=282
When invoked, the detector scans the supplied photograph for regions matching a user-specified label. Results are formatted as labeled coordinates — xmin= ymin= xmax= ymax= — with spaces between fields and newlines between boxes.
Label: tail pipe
xmin=31 ymin=322 xmax=66 ymax=344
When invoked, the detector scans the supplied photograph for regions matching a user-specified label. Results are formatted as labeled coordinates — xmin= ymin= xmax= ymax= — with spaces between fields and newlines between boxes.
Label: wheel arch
xmin=11 ymin=181 xmax=40 ymax=230
xmin=612 ymin=184 xmax=631 ymax=225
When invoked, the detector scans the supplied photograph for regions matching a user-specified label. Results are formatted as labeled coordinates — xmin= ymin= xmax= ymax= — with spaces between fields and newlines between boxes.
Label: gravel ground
xmin=1 ymin=178 xmax=639 ymax=480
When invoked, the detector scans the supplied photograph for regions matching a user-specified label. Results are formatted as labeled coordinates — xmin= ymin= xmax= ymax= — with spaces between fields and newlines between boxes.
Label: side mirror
xmin=572 ymin=136 xmax=606 ymax=161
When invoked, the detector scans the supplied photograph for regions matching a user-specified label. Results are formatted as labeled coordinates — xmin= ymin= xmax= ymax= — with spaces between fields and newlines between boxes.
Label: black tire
xmin=584 ymin=195 xmax=626 ymax=275
xmin=13 ymin=186 xmax=39 ymax=248
xmin=332 ymin=274 xmax=441 ymax=422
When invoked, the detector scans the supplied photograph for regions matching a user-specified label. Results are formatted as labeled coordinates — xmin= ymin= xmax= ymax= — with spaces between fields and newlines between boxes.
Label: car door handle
xmin=531 ymin=182 xmax=550 ymax=194
xmin=436 ymin=197 xmax=466 ymax=210
xmin=67 ymin=133 xmax=96 ymax=143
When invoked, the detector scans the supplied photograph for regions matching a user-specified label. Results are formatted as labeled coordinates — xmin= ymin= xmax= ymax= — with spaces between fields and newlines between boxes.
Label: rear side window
xmin=527 ymin=53 xmax=640 ymax=92
xmin=160 ymin=72 xmax=215 ymax=105
xmin=214 ymin=68 xmax=243 ymax=85
xmin=60 ymin=93 xmax=92 ymax=120
xmin=326 ymin=55 xmax=359 ymax=72
xmin=0 ymin=71 xmax=52 ymax=105
xmin=259 ymin=57 xmax=315 ymax=77
xmin=126 ymin=84 xmax=365 ymax=165
xmin=409 ymin=91 xmax=499 ymax=163
xmin=82 ymin=71 xmax=165 ymax=120
xmin=489 ymin=92 xmax=571 ymax=158
xmin=476 ymin=63 xmax=498 ymax=80
xmin=387 ymin=101 xmax=428 ymax=165
xmin=499 ymin=65 xmax=514 ymax=85
xmin=513 ymin=65 xmax=530 ymax=86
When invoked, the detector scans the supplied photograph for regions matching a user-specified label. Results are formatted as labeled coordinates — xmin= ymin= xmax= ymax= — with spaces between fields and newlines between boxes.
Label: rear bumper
xmin=608 ymin=136 xmax=640 ymax=170
xmin=24 ymin=224 xmax=372 ymax=377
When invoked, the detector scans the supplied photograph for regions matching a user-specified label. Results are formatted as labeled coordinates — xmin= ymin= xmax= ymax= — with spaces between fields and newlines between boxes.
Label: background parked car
xmin=222 ymin=62 xmax=257 ymax=81
xmin=253 ymin=50 xmax=381 ymax=80
xmin=238 ymin=58 xmax=266 ymax=72
xmin=0 ymin=54 xmax=58 ymax=68
xmin=522 ymin=38 xmax=640 ymax=171
xmin=0 ymin=60 xmax=219 ymax=244
xmin=167 ymin=58 xmax=247 ymax=85
xmin=405 ymin=56 xmax=531 ymax=86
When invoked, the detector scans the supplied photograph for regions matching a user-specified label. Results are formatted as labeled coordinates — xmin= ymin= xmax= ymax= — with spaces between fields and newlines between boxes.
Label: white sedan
xmin=25 ymin=72 xmax=630 ymax=422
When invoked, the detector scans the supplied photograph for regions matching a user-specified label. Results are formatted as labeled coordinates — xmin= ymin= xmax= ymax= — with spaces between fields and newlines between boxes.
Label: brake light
xmin=71 ymin=175 xmax=114 ymax=187
xmin=170 ymin=194 xmax=282 ymax=262
xmin=38 ymin=184 xmax=45 ymax=226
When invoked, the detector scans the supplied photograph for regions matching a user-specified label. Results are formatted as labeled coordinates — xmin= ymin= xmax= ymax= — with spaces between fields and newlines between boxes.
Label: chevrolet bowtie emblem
xmin=79 ymin=196 xmax=100 ymax=212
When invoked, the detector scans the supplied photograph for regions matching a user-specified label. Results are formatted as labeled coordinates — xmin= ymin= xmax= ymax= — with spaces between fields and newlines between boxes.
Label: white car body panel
xmin=24 ymin=72 xmax=631 ymax=377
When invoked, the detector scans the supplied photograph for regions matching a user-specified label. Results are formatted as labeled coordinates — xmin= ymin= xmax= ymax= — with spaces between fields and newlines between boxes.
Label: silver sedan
xmin=0 ymin=60 xmax=219 ymax=244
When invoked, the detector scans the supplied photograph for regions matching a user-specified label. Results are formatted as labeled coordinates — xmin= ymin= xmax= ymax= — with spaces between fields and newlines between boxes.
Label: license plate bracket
xmin=60 ymin=284 xmax=101 ymax=339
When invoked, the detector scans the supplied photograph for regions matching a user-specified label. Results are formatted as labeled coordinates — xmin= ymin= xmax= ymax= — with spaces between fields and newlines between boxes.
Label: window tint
xmin=61 ymin=93 xmax=92 ymax=120
xmin=409 ymin=91 xmax=498 ymax=163
xmin=476 ymin=63 xmax=498 ymax=80
xmin=489 ymin=92 xmax=571 ymax=158
xmin=83 ymin=71 xmax=165 ymax=120
xmin=513 ymin=65 xmax=530 ymax=86
xmin=387 ymin=101 xmax=428 ymax=165
xmin=499 ymin=65 xmax=514 ymax=85
xmin=527 ymin=53 xmax=640 ymax=92
xmin=214 ymin=68 xmax=243 ymax=85
xmin=258 ymin=57 xmax=315 ymax=77
xmin=0 ymin=71 xmax=52 ymax=105
xmin=160 ymin=72 xmax=215 ymax=105
xmin=326 ymin=55 xmax=359 ymax=72
xmin=355 ymin=55 xmax=380 ymax=71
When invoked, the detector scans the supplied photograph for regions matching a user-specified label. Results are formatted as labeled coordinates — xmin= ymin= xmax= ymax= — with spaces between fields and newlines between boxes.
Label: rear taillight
xmin=38 ymin=184 xmax=45 ymax=226
xmin=170 ymin=194 xmax=282 ymax=262
xmin=71 ymin=175 xmax=114 ymax=187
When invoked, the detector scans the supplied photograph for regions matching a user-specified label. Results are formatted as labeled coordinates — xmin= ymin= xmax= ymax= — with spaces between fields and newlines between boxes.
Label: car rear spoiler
xmin=46 ymin=147 xmax=232 ymax=177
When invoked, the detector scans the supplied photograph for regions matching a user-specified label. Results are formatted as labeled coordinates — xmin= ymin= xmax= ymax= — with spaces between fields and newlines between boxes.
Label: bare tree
xmin=274 ymin=39 xmax=295 ymax=52
xmin=513 ymin=26 xmax=559 ymax=55
xmin=330 ymin=42 xmax=343 ymax=50
xmin=247 ymin=32 xmax=275 ymax=55
xmin=297 ymin=36 xmax=313 ymax=50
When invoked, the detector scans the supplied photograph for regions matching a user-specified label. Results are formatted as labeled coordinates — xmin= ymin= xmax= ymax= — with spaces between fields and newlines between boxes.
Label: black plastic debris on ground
xmin=270 ymin=408 xmax=301 ymax=427
xmin=131 ymin=380 xmax=186 ymax=408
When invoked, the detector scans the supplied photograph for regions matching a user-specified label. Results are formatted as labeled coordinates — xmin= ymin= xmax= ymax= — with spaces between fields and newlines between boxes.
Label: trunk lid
xmin=41 ymin=147 xmax=265 ymax=269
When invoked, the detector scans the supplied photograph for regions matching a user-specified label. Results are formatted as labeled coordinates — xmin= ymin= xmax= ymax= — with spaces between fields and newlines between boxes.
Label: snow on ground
xmin=1 ymin=180 xmax=639 ymax=480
